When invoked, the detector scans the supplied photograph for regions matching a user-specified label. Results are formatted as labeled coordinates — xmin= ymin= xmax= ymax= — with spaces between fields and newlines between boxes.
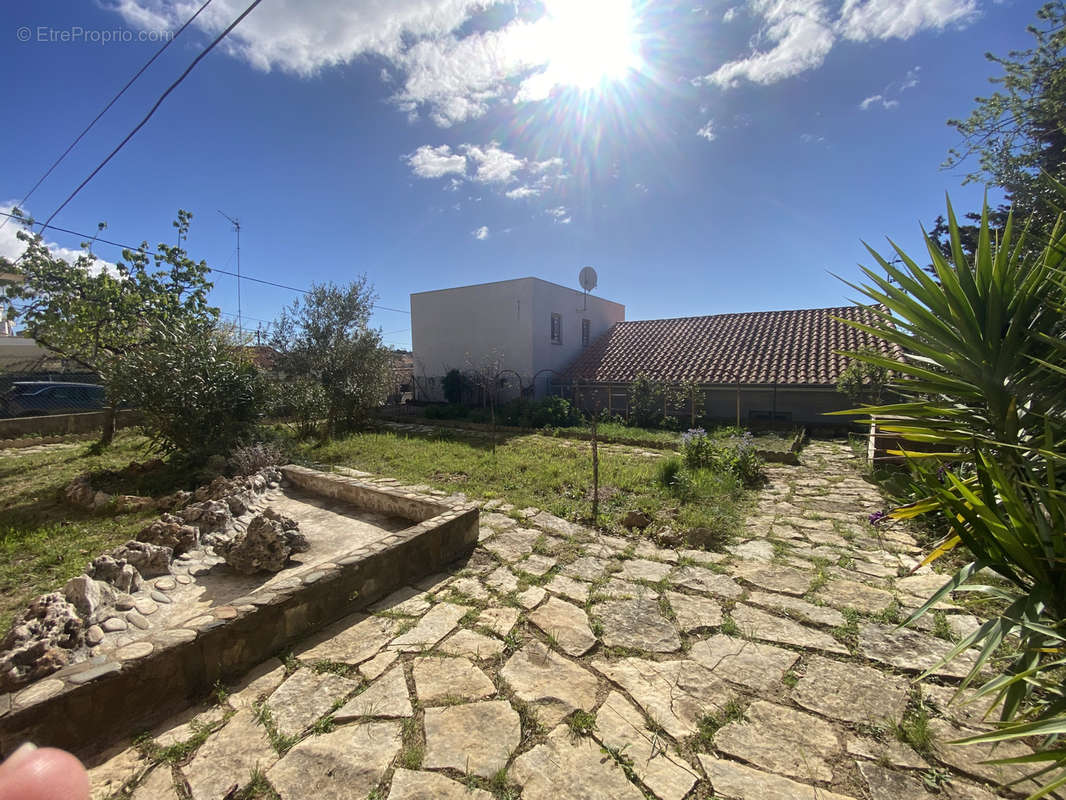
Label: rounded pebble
xmin=150 ymin=591 xmax=172 ymax=604
xmin=154 ymin=577 xmax=176 ymax=591
xmin=213 ymin=606 xmax=237 ymax=620
xmin=174 ymin=574 xmax=192 ymax=585
xmin=86 ymin=625 xmax=105 ymax=646
xmin=114 ymin=595 xmax=135 ymax=611
xmin=134 ymin=599 xmax=158 ymax=616
xmin=101 ymin=617 xmax=128 ymax=632
xmin=126 ymin=611 xmax=150 ymax=630
xmin=115 ymin=641 xmax=154 ymax=661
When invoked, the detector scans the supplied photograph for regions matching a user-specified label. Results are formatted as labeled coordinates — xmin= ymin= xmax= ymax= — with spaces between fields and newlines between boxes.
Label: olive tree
xmin=269 ymin=279 xmax=391 ymax=438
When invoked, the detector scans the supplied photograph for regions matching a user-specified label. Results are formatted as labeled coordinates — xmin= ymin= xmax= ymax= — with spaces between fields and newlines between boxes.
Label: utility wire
xmin=0 ymin=0 xmax=215 ymax=234
xmin=0 ymin=210 xmax=412 ymax=314
xmin=39 ymin=0 xmax=266 ymax=232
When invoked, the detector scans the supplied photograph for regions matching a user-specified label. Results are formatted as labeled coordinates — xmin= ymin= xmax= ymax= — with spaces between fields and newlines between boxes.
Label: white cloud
xmin=704 ymin=0 xmax=835 ymax=88
xmin=697 ymin=120 xmax=716 ymax=141
xmin=723 ymin=6 xmax=738 ymax=21
xmin=858 ymin=65 xmax=920 ymax=110
xmin=408 ymin=142 xmax=567 ymax=207
xmin=545 ymin=206 xmax=571 ymax=224
xmin=464 ymin=143 xmax=525 ymax=183
xmin=472 ymin=225 xmax=489 ymax=240
xmin=702 ymin=0 xmax=974 ymax=89
xmin=800 ymin=132 xmax=825 ymax=143
xmin=505 ymin=186 xmax=540 ymax=199
xmin=407 ymin=144 xmax=467 ymax=178
xmin=113 ymin=0 xmax=492 ymax=76
xmin=839 ymin=0 xmax=976 ymax=41
xmin=1 ymin=202 xmax=117 ymax=274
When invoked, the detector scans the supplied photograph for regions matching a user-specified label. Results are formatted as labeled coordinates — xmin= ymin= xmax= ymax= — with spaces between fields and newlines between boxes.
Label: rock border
xmin=0 ymin=465 xmax=478 ymax=757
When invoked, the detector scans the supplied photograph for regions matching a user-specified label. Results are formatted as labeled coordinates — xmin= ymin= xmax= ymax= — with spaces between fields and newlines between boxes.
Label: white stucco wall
xmin=530 ymin=281 xmax=624 ymax=397
xmin=411 ymin=277 xmax=624 ymax=400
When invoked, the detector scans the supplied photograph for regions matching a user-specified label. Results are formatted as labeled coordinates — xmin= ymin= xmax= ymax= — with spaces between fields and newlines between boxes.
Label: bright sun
xmin=542 ymin=0 xmax=640 ymax=89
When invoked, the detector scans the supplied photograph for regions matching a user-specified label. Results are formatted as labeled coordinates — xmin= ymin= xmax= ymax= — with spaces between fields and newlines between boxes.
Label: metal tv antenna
xmin=218 ymin=209 xmax=241 ymax=335
xmin=578 ymin=266 xmax=597 ymax=310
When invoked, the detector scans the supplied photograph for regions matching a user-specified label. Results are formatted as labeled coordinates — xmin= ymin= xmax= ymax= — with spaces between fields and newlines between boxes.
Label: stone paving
xmin=86 ymin=441 xmax=1046 ymax=800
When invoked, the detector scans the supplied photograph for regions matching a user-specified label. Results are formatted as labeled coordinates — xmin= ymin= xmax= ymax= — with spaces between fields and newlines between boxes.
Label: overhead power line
xmin=39 ymin=0 xmax=266 ymax=232
xmin=0 ymin=0 xmax=215 ymax=235
xmin=0 ymin=210 xmax=412 ymax=314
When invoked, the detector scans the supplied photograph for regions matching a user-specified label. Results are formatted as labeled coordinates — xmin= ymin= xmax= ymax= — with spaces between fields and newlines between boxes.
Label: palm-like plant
xmin=835 ymin=198 xmax=1066 ymax=798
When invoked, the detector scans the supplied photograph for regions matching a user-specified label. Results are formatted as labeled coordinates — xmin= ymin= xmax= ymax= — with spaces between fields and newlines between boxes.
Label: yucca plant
xmin=833 ymin=197 xmax=1066 ymax=798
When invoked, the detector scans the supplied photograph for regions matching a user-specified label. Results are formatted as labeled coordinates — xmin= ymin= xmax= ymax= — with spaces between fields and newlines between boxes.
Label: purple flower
xmin=868 ymin=510 xmax=888 ymax=525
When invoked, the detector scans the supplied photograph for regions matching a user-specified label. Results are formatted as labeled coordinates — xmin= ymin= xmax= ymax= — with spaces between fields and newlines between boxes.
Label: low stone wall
xmin=0 ymin=469 xmax=478 ymax=757
xmin=0 ymin=409 xmax=140 ymax=444
xmin=282 ymin=465 xmax=444 ymax=523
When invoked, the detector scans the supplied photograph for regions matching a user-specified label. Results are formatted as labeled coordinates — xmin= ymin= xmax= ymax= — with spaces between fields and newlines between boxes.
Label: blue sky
xmin=1 ymin=0 xmax=1040 ymax=350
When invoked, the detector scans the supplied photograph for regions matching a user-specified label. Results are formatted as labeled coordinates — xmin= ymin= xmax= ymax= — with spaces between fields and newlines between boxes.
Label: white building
xmin=411 ymin=277 xmax=625 ymax=401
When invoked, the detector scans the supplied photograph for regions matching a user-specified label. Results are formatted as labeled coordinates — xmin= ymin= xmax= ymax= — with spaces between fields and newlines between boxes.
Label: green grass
xmin=0 ymin=432 xmax=172 ymax=632
xmin=293 ymin=429 xmax=751 ymax=536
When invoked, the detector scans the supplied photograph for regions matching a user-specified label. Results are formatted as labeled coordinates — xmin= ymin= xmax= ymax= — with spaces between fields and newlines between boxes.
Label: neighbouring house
xmin=560 ymin=305 xmax=895 ymax=426
xmin=411 ymin=277 xmax=625 ymax=401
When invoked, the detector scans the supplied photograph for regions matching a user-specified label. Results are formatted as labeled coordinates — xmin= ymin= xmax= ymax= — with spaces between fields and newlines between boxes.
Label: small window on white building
xmin=551 ymin=313 xmax=562 ymax=344
xmin=581 ymin=318 xmax=590 ymax=347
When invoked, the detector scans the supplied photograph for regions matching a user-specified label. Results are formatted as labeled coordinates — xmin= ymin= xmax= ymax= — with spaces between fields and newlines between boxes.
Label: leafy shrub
xmin=106 ymin=320 xmax=266 ymax=462
xmin=269 ymin=377 xmax=327 ymax=439
xmin=528 ymin=396 xmax=580 ymax=428
xmin=682 ymin=428 xmax=763 ymax=486
xmin=442 ymin=368 xmax=466 ymax=404
xmin=681 ymin=428 xmax=715 ymax=469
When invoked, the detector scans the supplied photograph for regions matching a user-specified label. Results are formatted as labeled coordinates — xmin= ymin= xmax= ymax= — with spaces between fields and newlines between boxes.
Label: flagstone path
xmin=87 ymin=441 xmax=1044 ymax=800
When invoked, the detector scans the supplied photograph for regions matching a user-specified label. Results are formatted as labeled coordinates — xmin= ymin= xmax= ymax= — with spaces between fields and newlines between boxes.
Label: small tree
xmin=2 ymin=209 xmax=216 ymax=372
xmin=105 ymin=320 xmax=266 ymax=462
xmin=835 ymin=348 xmax=888 ymax=405
xmin=269 ymin=279 xmax=391 ymax=438
xmin=628 ymin=373 xmax=665 ymax=428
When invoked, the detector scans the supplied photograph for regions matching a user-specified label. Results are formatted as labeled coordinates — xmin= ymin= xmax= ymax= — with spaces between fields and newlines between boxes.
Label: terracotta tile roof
xmin=562 ymin=305 xmax=895 ymax=387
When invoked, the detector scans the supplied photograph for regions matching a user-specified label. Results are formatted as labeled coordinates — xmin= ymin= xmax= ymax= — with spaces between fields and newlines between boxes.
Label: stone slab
xmin=714 ymin=700 xmax=840 ymax=782
xmin=792 ymin=655 xmax=910 ymax=725
xmin=265 ymin=668 xmax=361 ymax=738
xmin=596 ymin=691 xmax=700 ymax=800
xmin=732 ymin=604 xmax=848 ymax=654
xmin=266 ymin=720 xmax=401 ymax=800
xmin=688 ymin=635 xmax=800 ymax=693
xmin=500 ymin=641 xmax=598 ymax=729
xmin=511 ymin=724 xmax=645 ymax=800
xmin=387 ymin=768 xmax=493 ymax=800
xmin=595 ymin=597 xmax=682 ymax=652
xmin=698 ymin=756 xmax=859 ymax=800
xmin=184 ymin=709 xmax=278 ymax=800
xmin=413 ymin=655 xmax=496 ymax=704
xmin=423 ymin=700 xmax=520 ymax=778
xmin=665 ymin=591 xmax=723 ymax=632
xmin=527 ymin=597 xmax=596 ymax=656
xmin=335 ymin=666 xmax=412 ymax=720
xmin=591 ymin=657 xmax=733 ymax=740
xmin=388 ymin=603 xmax=471 ymax=652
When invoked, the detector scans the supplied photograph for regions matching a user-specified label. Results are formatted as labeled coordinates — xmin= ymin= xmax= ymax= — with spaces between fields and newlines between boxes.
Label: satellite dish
xmin=579 ymin=266 xmax=598 ymax=293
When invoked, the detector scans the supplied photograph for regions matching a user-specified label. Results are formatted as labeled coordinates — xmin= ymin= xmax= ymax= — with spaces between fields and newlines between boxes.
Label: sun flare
xmin=542 ymin=0 xmax=641 ymax=89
